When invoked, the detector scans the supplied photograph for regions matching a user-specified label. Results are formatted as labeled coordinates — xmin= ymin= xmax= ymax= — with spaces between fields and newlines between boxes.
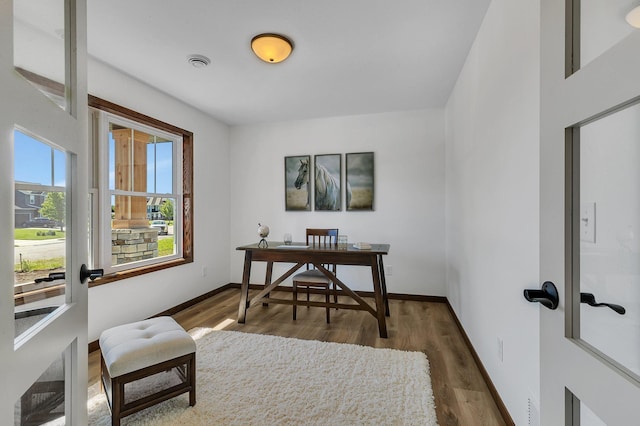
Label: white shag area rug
xmin=88 ymin=329 xmax=437 ymax=425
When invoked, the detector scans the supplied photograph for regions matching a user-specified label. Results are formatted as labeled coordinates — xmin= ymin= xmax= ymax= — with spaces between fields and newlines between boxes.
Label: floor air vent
xmin=528 ymin=397 xmax=540 ymax=426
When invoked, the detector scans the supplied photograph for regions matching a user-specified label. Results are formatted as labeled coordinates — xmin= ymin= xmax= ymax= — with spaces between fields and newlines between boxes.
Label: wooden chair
xmin=292 ymin=228 xmax=338 ymax=323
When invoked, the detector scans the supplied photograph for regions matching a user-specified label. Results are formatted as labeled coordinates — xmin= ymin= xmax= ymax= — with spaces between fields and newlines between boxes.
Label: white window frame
xmin=93 ymin=110 xmax=184 ymax=274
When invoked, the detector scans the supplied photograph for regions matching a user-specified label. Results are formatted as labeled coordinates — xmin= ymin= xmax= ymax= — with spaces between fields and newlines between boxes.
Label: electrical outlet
xmin=386 ymin=265 xmax=393 ymax=276
xmin=202 ymin=266 xmax=207 ymax=277
xmin=497 ymin=337 xmax=504 ymax=362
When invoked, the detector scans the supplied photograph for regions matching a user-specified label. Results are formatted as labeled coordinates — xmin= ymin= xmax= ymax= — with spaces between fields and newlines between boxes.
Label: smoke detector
xmin=187 ymin=54 xmax=211 ymax=68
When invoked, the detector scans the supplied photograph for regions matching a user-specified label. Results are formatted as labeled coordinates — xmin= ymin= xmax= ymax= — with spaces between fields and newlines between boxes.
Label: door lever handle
xmin=524 ymin=281 xmax=559 ymax=310
xmin=35 ymin=272 xmax=66 ymax=283
xmin=580 ymin=293 xmax=626 ymax=315
xmin=80 ymin=264 xmax=104 ymax=284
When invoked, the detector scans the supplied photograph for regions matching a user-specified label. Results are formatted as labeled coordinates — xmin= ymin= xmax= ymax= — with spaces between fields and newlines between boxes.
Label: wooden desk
xmin=236 ymin=242 xmax=391 ymax=337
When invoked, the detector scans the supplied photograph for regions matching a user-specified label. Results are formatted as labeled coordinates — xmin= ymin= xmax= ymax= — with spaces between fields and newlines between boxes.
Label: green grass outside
xmin=158 ymin=237 xmax=175 ymax=257
xmin=15 ymin=257 xmax=65 ymax=272
xmin=14 ymin=237 xmax=174 ymax=272
xmin=15 ymin=228 xmax=66 ymax=240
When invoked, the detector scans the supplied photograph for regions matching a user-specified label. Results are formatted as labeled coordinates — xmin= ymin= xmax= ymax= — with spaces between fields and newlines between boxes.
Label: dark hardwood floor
xmin=88 ymin=288 xmax=507 ymax=425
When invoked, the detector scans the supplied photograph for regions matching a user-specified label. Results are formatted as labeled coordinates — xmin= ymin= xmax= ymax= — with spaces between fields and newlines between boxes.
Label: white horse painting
xmin=294 ymin=158 xmax=352 ymax=210
xmin=315 ymin=163 xmax=340 ymax=210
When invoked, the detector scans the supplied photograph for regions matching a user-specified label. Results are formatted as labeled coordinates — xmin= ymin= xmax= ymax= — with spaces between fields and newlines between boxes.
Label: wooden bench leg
xmin=112 ymin=377 xmax=123 ymax=426
xmin=189 ymin=353 xmax=196 ymax=406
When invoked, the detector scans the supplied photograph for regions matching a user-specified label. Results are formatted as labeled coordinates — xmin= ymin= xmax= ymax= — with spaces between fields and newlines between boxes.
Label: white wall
xmin=87 ymin=59 xmax=231 ymax=341
xmin=445 ymin=0 xmax=540 ymax=423
xmin=229 ymin=110 xmax=446 ymax=296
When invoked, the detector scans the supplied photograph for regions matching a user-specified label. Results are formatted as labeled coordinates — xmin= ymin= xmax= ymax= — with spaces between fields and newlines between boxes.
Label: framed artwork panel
xmin=346 ymin=152 xmax=374 ymax=211
xmin=314 ymin=154 xmax=342 ymax=211
xmin=284 ymin=155 xmax=311 ymax=211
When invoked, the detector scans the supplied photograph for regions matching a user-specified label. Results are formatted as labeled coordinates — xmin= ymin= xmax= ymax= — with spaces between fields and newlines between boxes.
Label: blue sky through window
xmin=14 ymin=129 xmax=65 ymax=187
xmin=147 ymin=140 xmax=173 ymax=194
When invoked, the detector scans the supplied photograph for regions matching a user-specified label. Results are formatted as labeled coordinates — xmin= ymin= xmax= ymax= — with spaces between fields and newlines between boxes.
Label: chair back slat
xmin=306 ymin=228 xmax=338 ymax=271
xmin=306 ymin=228 xmax=338 ymax=247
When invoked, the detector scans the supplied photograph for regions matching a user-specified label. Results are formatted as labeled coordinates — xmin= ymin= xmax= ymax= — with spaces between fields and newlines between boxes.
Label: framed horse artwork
xmin=346 ymin=152 xmax=374 ymax=211
xmin=314 ymin=154 xmax=342 ymax=211
xmin=284 ymin=155 xmax=311 ymax=211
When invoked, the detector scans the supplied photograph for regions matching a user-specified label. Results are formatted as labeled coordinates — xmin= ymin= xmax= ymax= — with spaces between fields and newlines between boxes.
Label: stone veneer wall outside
xmin=112 ymin=228 xmax=159 ymax=265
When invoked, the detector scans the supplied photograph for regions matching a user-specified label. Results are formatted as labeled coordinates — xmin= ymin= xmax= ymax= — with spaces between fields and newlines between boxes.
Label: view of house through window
xmin=13 ymin=129 xmax=67 ymax=336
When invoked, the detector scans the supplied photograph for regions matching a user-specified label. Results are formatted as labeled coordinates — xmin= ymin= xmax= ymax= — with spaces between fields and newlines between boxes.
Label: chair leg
xmin=293 ymin=282 xmax=297 ymax=320
xmin=306 ymin=286 xmax=310 ymax=307
xmin=325 ymin=287 xmax=330 ymax=323
xmin=333 ymin=281 xmax=338 ymax=307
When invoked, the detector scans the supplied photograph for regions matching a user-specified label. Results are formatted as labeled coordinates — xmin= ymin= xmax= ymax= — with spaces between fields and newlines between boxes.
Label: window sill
xmin=88 ymin=258 xmax=191 ymax=288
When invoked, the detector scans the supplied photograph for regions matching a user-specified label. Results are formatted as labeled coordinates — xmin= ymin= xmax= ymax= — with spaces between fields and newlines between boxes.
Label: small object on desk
xmin=258 ymin=223 xmax=269 ymax=248
xmin=283 ymin=233 xmax=292 ymax=245
xmin=354 ymin=242 xmax=372 ymax=250
xmin=338 ymin=235 xmax=348 ymax=249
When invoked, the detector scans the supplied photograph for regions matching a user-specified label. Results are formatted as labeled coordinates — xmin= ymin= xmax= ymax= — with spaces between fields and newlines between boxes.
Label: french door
xmin=540 ymin=0 xmax=640 ymax=423
xmin=1 ymin=0 xmax=88 ymax=424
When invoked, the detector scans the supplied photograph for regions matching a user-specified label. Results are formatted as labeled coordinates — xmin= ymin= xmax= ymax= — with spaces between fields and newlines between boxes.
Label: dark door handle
xmin=524 ymin=281 xmax=559 ymax=310
xmin=35 ymin=272 xmax=66 ymax=283
xmin=80 ymin=264 xmax=103 ymax=284
xmin=580 ymin=293 xmax=626 ymax=315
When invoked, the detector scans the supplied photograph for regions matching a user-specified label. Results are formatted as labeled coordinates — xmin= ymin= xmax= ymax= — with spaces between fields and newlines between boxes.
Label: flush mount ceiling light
xmin=626 ymin=5 xmax=640 ymax=28
xmin=251 ymin=33 xmax=294 ymax=63
xmin=187 ymin=54 xmax=211 ymax=68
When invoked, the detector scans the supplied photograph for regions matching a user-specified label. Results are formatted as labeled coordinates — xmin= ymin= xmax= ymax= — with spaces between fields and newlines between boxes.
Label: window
xmin=12 ymin=69 xmax=194 ymax=285
xmin=89 ymin=96 xmax=193 ymax=284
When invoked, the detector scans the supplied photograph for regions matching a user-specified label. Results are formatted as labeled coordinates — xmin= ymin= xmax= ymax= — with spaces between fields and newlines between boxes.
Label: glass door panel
xmin=578 ymin=0 xmax=638 ymax=70
xmin=14 ymin=129 xmax=67 ymax=340
xmin=566 ymin=389 xmax=608 ymax=426
xmin=14 ymin=346 xmax=66 ymax=425
xmin=578 ymin=101 xmax=640 ymax=378
xmin=581 ymin=402 xmax=606 ymax=426
xmin=13 ymin=0 xmax=67 ymax=110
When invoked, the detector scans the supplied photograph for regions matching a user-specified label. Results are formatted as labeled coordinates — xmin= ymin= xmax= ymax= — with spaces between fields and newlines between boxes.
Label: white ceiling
xmin=85 ymin=0 xmax=490 ymax=126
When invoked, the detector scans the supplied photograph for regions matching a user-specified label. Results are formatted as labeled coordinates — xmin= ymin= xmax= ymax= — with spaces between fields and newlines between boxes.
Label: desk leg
xmin=371 ymin=257 xmax=388 ymax=338
xmin=238 ymin=251 xmax=252 ymax=323
xmin=263 ymin=262 xmax=273 ymax=307
xmin=378 ymin=255 xmax=390 ymax=317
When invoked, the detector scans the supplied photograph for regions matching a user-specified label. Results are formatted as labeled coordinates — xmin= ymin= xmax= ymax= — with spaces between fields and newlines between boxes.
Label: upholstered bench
xmin=99 ymin=316 xmax=196 ymax=426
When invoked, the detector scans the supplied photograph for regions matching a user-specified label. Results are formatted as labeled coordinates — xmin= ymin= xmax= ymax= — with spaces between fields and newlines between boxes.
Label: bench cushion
xmin=99 ymin=317 xmax=195 ymax=377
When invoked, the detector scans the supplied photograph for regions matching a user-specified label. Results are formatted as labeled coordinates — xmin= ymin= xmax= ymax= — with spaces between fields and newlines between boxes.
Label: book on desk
xmin=353 ymin=242 xmax=372 ymax=250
